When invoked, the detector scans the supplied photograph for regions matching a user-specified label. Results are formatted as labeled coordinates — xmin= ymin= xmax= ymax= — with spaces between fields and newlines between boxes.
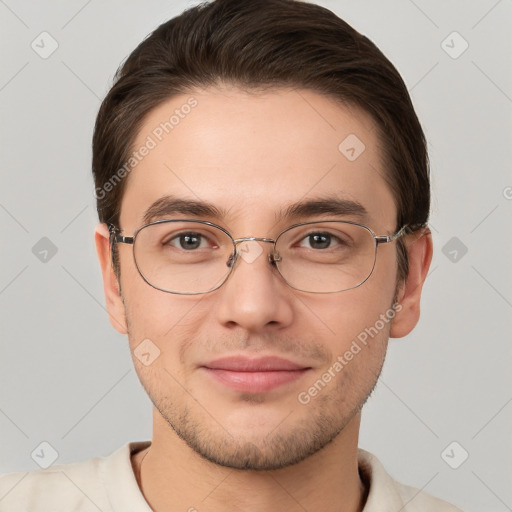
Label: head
xmin=93 ymin=0 xmax=432 ymax=470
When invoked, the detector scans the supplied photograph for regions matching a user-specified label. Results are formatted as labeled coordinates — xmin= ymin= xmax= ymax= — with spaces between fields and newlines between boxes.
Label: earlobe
xmin=389 ymin=229 xmax=433 ymax=339
xmin=94 ymin=223 xmax=128 ymax=334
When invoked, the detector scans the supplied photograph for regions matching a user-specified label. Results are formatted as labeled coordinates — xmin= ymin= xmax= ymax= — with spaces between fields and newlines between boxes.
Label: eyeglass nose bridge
xmin=227 ymin=236 xmax=281 ymax=268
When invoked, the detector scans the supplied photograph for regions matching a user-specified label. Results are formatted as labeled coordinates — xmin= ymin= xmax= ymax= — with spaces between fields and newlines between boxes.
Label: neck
xmin=132 ymin=410 xmax=368 ymax=512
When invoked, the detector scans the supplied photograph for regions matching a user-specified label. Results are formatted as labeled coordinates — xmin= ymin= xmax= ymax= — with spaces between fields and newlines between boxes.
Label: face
xmin=103 ymin=87 xmax=411 ymax=470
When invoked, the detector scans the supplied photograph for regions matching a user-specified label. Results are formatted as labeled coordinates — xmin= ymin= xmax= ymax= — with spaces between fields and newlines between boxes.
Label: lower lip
xmin=202 ymin=368 xmax=310 ymax=393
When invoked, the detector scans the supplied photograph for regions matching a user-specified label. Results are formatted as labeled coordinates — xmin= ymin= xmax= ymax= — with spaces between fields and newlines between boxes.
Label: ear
xmin=389 ymin=228 xmax=433 ymax=338
xmin=94 ymin=223 xmax=128 ymax=334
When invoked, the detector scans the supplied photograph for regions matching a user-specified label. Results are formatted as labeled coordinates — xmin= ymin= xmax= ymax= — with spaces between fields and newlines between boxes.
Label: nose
xmin=215 ymin=240 xmax=294 ymax=332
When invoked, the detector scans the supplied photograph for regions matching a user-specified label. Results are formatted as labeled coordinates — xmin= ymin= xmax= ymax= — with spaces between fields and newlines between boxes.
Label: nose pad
xmin=268 ymin=250 xmax=281 ymax=265
xmin=226 ymin=251 xmax=238 ymax=269
xmin=226 ymin=241 xmax=279 ymax=270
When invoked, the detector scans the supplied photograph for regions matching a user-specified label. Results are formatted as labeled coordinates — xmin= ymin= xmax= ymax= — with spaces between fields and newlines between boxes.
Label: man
xmin=0 ymin=0 xmax=464 ymax=510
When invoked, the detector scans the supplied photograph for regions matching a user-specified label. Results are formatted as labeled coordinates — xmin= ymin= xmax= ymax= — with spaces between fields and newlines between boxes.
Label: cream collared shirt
xmin=0 ymin=441 xmax=463 ymax=511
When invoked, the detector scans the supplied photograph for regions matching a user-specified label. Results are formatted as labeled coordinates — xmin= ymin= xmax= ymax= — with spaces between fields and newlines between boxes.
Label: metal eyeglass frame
xmin=109 ymin=219 xmax=424 ymax=294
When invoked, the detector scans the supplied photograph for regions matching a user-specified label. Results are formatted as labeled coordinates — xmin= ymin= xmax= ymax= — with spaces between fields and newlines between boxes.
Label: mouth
xmin=201 ymin=355 xmax=312 ymax=394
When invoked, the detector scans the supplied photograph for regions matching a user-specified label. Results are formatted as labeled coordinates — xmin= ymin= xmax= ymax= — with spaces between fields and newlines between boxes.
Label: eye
xmin=166 ymin=232 xmax=212 ymax=250
xmin=298 ymin=232 xmax=346 ymax=250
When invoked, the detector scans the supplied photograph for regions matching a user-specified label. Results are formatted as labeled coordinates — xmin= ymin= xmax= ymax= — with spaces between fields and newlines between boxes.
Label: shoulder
xmin=0 ymin=444 xmax=134 ymax=512
xmin=394 ymin=480 xmax=464 ymax=511
xmin=358 ymin=448 xmax=464 ymax=512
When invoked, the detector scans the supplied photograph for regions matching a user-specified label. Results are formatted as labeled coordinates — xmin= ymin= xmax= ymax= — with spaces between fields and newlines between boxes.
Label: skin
xmin=95 ymin=86 xmax=432 ymax=512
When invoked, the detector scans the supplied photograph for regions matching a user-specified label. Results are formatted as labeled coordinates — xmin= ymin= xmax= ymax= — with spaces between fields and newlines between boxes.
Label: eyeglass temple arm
xmin=375 ymin=222 xmax=428 ymax=244
xmin=108 ymin=225 xmax=134 ymax=244
xmin=114 ymin=235 xmax=134 ymax=244
xmin=107 ymin=224 xmax=135 ymax=264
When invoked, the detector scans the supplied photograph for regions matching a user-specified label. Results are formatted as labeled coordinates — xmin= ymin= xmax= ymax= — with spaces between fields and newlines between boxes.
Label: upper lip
xmin=203 ymin=356 xmax=309 ymax=371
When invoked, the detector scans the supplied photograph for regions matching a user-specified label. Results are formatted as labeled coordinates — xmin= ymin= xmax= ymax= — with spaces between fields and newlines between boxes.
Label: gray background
xmin=1 ymin=1 xmax=511 ymax=510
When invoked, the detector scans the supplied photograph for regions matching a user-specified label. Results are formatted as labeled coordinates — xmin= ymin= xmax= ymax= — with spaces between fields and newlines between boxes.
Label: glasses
xmin=110 ymin=219 xmax=419 ymax=295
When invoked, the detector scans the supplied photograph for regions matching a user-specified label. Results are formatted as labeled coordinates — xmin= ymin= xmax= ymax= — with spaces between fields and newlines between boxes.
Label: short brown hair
xmin=92 ymin=0 xmax=430 ymax=282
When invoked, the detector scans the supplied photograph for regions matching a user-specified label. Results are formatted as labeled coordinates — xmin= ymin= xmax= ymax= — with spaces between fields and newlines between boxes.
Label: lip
xmin=204 ymin=356 xmax=307 ymax=371
xmin=201 ymin=356 xmax=311 ymax=393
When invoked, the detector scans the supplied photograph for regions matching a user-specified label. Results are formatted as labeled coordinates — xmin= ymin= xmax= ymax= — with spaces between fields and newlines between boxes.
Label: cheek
xmin=124 ymin=289 xmax=206 ymax=345
xmin=294 ymin=250 xmax=397 ymax=378
xmin=119 ymin=266 xmax=197 ymax=368
xmin=120 ymin=266 xmax=214 ymax=386
xmin=119 ymin=248 xmax=191 ymax=337
xmin=123 ymin=292 xmax=204 ymax=398
xmin=300 ymin=283 xmax=396 ymax=352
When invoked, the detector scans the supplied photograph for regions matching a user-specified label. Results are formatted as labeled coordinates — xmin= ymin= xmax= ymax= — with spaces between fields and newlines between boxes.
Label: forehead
xmin=119 ymin=87 xmax=396 ymax=232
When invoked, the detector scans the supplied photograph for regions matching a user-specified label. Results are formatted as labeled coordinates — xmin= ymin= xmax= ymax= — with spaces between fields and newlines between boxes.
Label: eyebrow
xmin=142 ymin=194 xmax=369 ymax=225
xmin=280 ymin=196 xmax=368 ymax=221
xmin=143 ymin=196 xmax=226 ymax=225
